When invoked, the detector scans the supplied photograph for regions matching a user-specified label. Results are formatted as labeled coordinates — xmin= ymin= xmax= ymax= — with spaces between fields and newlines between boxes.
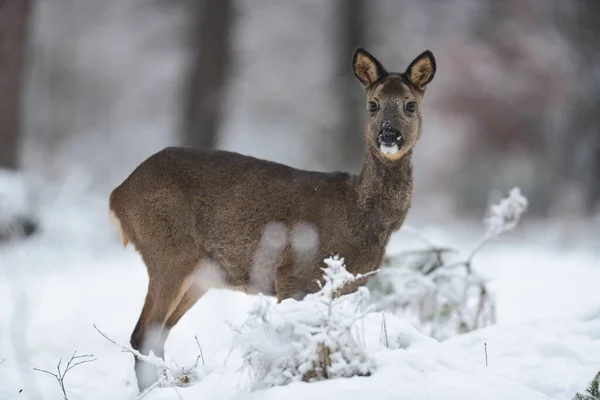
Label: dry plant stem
xmin=484 ymin=342 xmax=488 ymax=367
xmin=194 ymin=336 xmax=205 ymax=367
xmin=464 ymin=232 xmax=495 ymax=268
xmin=33 ymin=351 xmax=96 ymax=400
xmin=381 ymin=313 xmax=389 ymax=348
xmin=472 ymin=285 xmax=488 ymax=330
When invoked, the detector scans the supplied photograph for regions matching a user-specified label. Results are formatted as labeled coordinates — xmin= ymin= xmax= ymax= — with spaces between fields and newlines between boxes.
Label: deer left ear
xmin=405 ymin=50 xmax=436 ymax=90
xmin=353 ymin=48 xmax=387 ymax=87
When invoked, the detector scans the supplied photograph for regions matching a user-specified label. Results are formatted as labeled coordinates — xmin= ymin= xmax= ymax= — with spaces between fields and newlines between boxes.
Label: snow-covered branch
xmin=93 ymin=324 xmax=210 ymax=397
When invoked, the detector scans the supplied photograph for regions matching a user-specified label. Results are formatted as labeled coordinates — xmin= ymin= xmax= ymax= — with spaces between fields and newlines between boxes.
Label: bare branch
xmin=33 ymin=351 xmax=96 ymax=400
xmin=32 ymin=368 xmax=57 ymax=378
xmin=65 ymin=357 xmax=96 ymax=374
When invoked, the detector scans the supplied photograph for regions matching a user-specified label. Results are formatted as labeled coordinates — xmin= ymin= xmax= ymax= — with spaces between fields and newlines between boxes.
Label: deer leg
xmin=130 ymin=286 xmax=154 ymax=354
xmin=130 ymin=273 xmax=192 ymax=391
xmin=164 ymin=283 xmax=205 ymax=328
xmin=275 ymin=248 xmax=319 ymax=302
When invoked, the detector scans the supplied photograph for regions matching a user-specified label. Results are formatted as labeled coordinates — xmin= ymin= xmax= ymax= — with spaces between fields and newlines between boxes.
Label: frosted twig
xmin=468 ymin=187 xmax=529 ymax=267
xmin=94 ymin=324 xmax=200 ymax=397
xmin=93 ymin=324 xmax=165 ymax=367
xmin=194 ymin=336 xmax=205 ymax=367
xmin=33 ymin=351 xmax=96 ymax=400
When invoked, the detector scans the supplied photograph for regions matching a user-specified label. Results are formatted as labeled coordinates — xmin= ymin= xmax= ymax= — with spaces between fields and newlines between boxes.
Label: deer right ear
xmin=405 ymin=50 xmax=436 ymax=90
xmin=352 ymin=48 xmax=387 ymax=87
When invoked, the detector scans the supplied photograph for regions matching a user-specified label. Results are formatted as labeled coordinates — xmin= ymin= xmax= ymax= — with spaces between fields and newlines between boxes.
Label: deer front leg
xmin=274 ymin=252 xmax=320 ymax=302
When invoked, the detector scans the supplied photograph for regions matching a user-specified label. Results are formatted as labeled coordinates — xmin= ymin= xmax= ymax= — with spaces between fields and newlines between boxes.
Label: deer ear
xmin=405 ymin=50 xmax=436 ymax=90
xmin=352 ymin=48 xmax=387 ymax=87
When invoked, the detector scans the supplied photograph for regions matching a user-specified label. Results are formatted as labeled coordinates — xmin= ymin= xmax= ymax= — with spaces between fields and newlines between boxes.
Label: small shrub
xmin=368 ymin=188 xmax=528 ymax=340
xmin=236 ymin=256 xmax=375 ymax=390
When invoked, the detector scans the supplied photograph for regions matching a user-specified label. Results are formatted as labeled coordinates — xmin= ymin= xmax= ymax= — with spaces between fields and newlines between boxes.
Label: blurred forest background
xmin=1 ymin=0 xmax=600 ymax=237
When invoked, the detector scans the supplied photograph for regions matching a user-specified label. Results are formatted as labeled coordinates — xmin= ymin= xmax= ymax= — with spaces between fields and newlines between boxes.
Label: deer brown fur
xmin=109 ymin=47 xmax=436 ymax=391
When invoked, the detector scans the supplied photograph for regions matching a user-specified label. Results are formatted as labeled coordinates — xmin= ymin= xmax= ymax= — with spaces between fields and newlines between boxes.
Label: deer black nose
xmin=377 ymin=128 xmax=402 ymax=147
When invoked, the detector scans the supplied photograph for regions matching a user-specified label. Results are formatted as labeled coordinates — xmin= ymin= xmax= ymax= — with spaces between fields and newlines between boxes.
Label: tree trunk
xmin=560 ymin=0 xmax=600 ymax=213
xmin=334 ymin=0 xmax=365 ymax=172
xmin=0 ymin=0 xmax=30 ymax=169
xmin=578 ymin=1 xmax=600 ymax=213
xmin=182 ymin=0 xmax=233 ymax=150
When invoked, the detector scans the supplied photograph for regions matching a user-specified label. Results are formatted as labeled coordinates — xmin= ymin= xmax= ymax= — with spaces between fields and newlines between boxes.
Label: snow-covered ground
xmin=1 ymin=203 xmax=599 ymax=400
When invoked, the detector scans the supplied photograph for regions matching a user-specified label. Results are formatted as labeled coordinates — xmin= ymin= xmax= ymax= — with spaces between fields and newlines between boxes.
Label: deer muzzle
xmin=377 ymin=128 xmax=404 ymax=155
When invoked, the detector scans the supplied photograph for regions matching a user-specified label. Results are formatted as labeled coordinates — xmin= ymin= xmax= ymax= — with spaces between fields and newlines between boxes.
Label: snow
xmin=1 ymin=202 xmax=599 ymax=399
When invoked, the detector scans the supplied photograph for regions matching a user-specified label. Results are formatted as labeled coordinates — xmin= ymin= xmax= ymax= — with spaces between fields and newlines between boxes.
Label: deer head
xmin=353 ymin=48 xmax=436 ymax=161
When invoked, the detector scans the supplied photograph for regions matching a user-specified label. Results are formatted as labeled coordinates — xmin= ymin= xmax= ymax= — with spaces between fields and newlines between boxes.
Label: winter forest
xmin=1 ymin=0 xmax=599 ymax=399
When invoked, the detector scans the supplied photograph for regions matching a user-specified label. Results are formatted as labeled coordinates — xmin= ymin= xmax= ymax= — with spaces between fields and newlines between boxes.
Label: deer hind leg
xmin=164 ymin=282 xmax=205 ymax=328
xmin=130 ymin=259 xmax=197 ymax=391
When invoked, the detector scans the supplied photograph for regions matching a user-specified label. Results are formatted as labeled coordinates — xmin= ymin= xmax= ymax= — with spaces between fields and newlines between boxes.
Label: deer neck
xmin=353 ymin=147 xmax=414 ymax=228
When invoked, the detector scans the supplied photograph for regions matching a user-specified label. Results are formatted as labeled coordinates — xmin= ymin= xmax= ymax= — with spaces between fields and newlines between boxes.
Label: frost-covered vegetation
xmin=368 ymin=188 xmax=529 ymax=340
xmin=236 ymin=256 xmax=375 ymax=390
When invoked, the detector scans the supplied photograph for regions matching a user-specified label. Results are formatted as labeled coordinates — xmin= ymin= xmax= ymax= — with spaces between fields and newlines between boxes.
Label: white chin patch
xmin=380 ymin=144 xmax=399 ymax=155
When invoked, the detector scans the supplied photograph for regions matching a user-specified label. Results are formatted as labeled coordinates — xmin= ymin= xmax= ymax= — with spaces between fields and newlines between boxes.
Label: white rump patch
xmin=250 ymin=222 xmax=289 ymax=294
xmin=290 ymin=221 xmax=319 ymax=279
xmin=380 ymin=144 xmax=399 ymax=155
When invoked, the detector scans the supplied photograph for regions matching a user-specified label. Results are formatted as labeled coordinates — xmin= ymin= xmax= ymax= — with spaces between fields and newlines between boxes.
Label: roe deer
xmin=109 ymin=47 xmax=436 ymax=390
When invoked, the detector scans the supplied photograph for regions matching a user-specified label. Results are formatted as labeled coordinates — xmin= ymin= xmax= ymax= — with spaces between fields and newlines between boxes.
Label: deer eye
xmin=368 ymin=101 xmax=379 ymax=112
xmin=405 ymin=101 xmax=416 ymax=113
